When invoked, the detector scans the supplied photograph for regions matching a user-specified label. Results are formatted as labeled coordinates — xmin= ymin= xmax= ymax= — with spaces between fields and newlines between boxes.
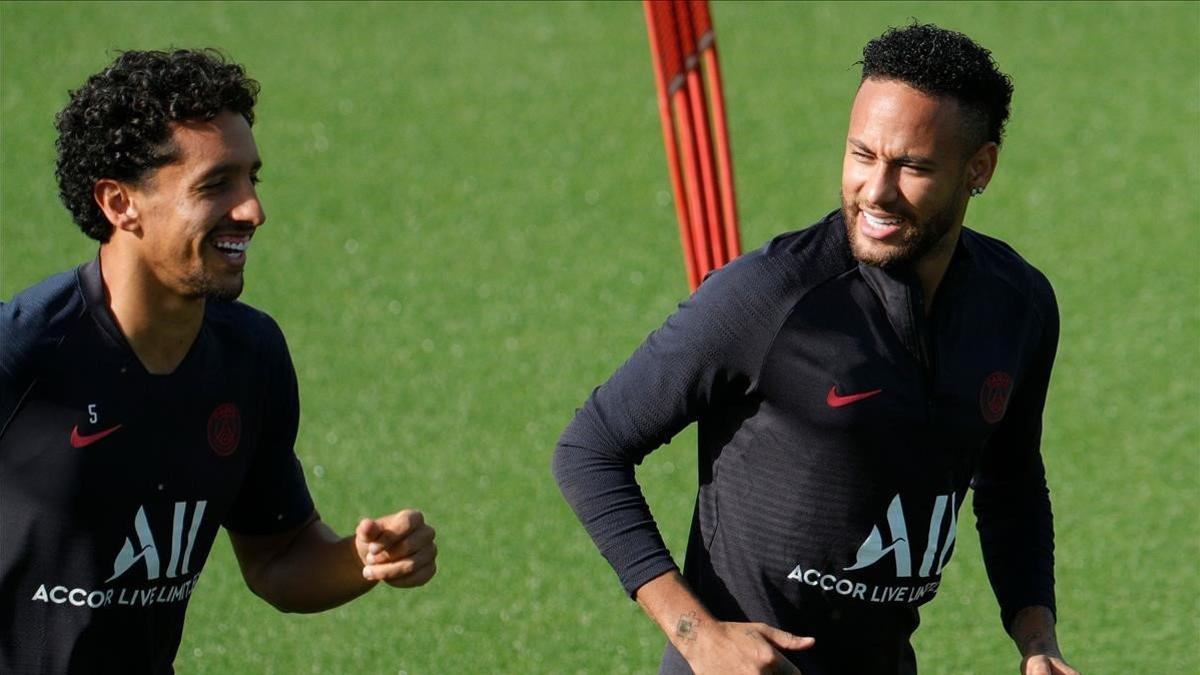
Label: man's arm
xmin=636 ymin=571 xmax=813 ymax=675
xmin=229 ymin=509 xmax=436 ymax=613
xmin=973 ymin=277 xmax=1076 ymax=673
xmin=553 ymin=250 xmax=815 ymax=671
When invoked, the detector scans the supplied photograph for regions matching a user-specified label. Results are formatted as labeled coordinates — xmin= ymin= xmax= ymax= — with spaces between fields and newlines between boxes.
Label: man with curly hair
xmin=0 ymin=49 xmax=436 ymax=673
xmin=555 ymin=23 xmax=1079 ymax=675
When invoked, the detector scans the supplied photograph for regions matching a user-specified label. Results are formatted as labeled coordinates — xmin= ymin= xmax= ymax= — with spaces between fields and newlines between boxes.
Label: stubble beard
xmin=841 ymin=185 xmax=965 ymax=271
xmin=182 ymin=268 xmax=244 ymax=302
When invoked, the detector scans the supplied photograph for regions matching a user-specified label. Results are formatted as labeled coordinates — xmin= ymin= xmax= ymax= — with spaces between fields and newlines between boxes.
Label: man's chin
xmin=207 ymin=285 xmax=243 ymax=302
xmin=847 ymin=229 xmax=912 ymax=270
xmin=183 ymin=272 xmax=244 ymax=302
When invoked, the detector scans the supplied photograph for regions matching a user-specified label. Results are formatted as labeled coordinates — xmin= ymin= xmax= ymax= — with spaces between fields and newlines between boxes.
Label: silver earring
xmin=970 ymin=186 xmax=985 ymax=197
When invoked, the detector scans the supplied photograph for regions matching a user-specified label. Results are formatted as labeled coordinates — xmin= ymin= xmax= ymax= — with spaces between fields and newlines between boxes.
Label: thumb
xmin=752 ymin=623 xmax=815 ymax=652
xmin=1022 ymin=656 xmax=1052 ymax=675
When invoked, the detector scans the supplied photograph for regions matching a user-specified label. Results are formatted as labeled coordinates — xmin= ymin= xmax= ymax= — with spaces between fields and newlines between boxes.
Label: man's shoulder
xmin=707 ymin=209 xmax=855 ymax=298
xmin=961 ymin=228 xmax=1056 ymax=311
xmin=203 ymin=298 xmax=290 ymax=361
xmin=0 ymin=264 xmax=90 ymax=371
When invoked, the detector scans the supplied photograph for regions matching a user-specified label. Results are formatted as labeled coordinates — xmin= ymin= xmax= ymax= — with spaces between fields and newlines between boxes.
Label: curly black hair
xmin=860 ymin=23 xmax=1013 ymax=151
xmin=54 ymin=49 xmax=259 ymax=242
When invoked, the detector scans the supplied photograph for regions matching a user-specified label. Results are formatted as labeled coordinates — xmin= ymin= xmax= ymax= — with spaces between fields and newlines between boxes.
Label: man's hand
xmin=1021 ymin=654 xmax=1079 ymax=675
xmin=355 ymin=509 xmax=437 ymax=587
xmin=636 ymin=571 xmax=813 ymax=675
xmin=674 ymin=613 xmax=814 ymax=674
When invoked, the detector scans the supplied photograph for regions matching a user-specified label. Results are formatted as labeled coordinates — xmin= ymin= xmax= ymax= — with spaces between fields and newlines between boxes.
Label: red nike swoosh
xmin=827 ymin=386 xmax=882 ymax=408
xmin=70 ymin=424 xmax=123 ymax=448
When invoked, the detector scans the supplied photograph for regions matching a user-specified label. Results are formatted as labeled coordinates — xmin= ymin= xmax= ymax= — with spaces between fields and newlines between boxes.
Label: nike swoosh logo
xmin=826 ymin=386 xmax=882 ymax=408
xmin=70 ymin=424 xmax=123 ymax=448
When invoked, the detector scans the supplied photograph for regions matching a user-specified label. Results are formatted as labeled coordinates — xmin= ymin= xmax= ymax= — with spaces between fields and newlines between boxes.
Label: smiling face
xmin=841 ymin=78 xmax=989 ymax=271
xmin=124 ymin=110 xmax=265 ymax=301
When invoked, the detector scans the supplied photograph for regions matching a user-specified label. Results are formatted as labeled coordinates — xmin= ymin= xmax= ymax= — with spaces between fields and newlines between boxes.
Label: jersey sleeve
xmin=972 ymin=275 xmax=1059 ymax=633
xmin=552 ymin=251 xmax=795 ymax=597
xmin=1 ymin=270 xmax=84 ymax=432
xmin=223 ymin=317 xmax=316 ymax=535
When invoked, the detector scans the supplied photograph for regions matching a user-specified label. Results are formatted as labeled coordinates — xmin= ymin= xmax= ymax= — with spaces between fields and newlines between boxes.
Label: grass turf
xmin=1 ymin=1 xmax=1197 ymax=672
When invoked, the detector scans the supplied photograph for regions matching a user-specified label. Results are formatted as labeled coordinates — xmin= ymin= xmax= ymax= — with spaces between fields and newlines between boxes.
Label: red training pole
xmin=645 ymin=1 xmax=701 ymax=290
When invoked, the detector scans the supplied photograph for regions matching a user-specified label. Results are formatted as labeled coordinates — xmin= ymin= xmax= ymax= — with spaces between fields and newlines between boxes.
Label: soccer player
xmin=0 ymin=49 xmax=437 ymax=673
xmin=554 ymin=23 xmax=1079 ymax=675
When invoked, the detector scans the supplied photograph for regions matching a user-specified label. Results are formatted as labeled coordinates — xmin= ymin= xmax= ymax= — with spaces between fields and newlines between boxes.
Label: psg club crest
xmin=207 ymin=403 xmax=241 ymax=456
xmin=979 ymin=372 xmax=1013 ymax=424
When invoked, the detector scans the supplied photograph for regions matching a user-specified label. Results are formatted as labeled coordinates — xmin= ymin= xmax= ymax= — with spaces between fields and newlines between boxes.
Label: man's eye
xmin=250 ymin=174 xmax=261 ymax=186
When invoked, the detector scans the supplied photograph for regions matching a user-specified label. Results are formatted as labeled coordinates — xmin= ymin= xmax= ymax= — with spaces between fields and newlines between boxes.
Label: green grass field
xmin=2 ymin=1 xmax=1197 ymax=672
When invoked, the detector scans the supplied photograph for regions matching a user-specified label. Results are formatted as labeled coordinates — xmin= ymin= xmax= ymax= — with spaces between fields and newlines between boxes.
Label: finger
xmin=354 ymin=517 xmax=380 ymax=544
xmin=366 ymin=524 xmax=436 ymax=564
xmin=365 ymin=509 xmax=425 ymax=555
xmin=381 ymin=558 xmax=437 ymax=588
xmin=1023 ymin=656 xmax=1051 ymax=675
xmin=1050 ymin=659 xmax=1080 ymax=675
xmin=752 ymin=623 xmax=816 ymax=652
xmin=364 ymin=541 xmax=437 ymax=581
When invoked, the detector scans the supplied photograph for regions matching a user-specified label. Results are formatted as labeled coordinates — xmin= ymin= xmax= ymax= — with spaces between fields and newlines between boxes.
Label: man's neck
xmin=913 ymin=225 xmax=962 ymax=317
xmin=99 ymin=246 xmax=205 ymax=375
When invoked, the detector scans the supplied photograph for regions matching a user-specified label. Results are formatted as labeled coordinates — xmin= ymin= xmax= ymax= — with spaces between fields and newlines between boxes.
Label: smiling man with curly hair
xmin=1 ymin=49 xmax=437 ymax=673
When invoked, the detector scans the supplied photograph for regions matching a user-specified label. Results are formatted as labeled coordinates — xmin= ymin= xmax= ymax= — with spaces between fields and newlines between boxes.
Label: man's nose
xmin=862 ymin=164 xmax=899 ymax=207
xmin=231 ymin=188 xmax=266 ymax=228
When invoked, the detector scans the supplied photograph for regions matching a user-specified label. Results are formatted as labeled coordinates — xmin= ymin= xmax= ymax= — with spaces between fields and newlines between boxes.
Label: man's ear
xmin=94 ymin=179 xmax=140 ymax=234
xmin=967 ymin=141 xmax=999 ymax=192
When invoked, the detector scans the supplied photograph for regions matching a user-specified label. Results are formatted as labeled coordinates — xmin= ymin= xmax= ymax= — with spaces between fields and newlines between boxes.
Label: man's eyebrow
xmin=847 ymin=138 xmax=936 ymax=166
xmin=195 ymin=160 xmax=263 ymax=183
xmin=847 ymin=138 xmax=874 ymax=154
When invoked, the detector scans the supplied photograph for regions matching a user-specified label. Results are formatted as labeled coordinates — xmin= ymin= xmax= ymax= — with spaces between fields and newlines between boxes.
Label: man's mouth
xmin=210 ymin=232 xmax=253 ymax=264
xmin=859 ymin=210 xmax=904 ymax=240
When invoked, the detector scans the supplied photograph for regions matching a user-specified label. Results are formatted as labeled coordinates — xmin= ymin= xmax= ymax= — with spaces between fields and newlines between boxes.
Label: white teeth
xmin=864 ymin=213 xmax=901 ymax=228
xmin=213 ymin=240 xmax=249 ymax=252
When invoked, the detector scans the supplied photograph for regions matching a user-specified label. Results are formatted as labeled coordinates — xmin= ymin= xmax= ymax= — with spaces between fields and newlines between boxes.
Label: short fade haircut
xmin=54 ymin=49 xmax=259 ymax=242
xmin=859 ymin=22 xmax=1013 ymax=152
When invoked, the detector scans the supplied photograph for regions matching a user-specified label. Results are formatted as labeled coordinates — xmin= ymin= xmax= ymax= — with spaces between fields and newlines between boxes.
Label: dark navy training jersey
xmin=0 ymin=260 xmax=315 ymax=674
xmin=554 ymin=210 xmax=1058 ymax=674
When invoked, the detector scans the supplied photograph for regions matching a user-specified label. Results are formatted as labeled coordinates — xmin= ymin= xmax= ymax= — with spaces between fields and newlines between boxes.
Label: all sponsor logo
xmin=786 ymin=492 xmax=957 ymax=604
xmin=30 ymin=501 xmax=208 ymax=610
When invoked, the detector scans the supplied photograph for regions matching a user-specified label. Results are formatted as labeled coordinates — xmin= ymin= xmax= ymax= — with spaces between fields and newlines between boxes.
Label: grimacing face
xmin=840 ymin=78 xmax=986 ymax=271
xmin=126 ymin=110 xmax=265 ymax=301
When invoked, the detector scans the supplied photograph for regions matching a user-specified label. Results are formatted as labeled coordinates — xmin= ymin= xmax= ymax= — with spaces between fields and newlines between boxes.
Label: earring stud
xmin=970 ymin=186 xmax=985 ymax=197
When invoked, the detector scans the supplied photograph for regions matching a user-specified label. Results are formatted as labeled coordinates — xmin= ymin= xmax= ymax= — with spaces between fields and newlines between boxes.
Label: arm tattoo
xmin=675 ymin=611 xmax=701 ymax=644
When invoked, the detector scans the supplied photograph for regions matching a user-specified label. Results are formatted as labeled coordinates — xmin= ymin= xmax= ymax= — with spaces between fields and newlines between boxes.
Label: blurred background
xmin=2 ymin=1 xmax=1197 ymax=672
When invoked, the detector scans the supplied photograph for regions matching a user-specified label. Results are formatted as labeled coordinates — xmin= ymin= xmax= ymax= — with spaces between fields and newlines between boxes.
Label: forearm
xmin=231 ymin=519 xmax=375 ymax=613
xmin=636 ymin=571 xmax=717 ymax=657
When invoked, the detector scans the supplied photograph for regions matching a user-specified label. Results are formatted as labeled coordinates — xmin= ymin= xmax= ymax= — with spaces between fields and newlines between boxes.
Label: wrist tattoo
xmin=675 ymin=611 xmax=701 ymax=643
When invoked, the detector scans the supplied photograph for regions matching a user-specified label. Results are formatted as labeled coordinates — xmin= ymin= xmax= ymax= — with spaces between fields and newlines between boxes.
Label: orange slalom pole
xmin=704 ymin=45 xmax=740 ymax=260
xmin=672 ymin=85 xmax=714 ymax=280
xmin=688 ymin=0 xmax=740 ymax=262
xmin=644 ymin=1 xmax=700 ymax=290
xmin=675 ymin=0 xmax=726 ymax=268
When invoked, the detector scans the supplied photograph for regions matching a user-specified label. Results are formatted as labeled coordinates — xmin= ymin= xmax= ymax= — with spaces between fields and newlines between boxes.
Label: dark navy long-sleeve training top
xmin=553 ymin=210 xmax=1057 ymax=674
xmin=1 ymin=260 xmax=315 ymax=674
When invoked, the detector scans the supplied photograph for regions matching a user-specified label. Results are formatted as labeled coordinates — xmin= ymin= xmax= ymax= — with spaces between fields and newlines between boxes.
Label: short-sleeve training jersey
xmin=0 ymin=259 xmax=315 ymax=674
xmin=554 ymin=210 xmax=1058 ymax=674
